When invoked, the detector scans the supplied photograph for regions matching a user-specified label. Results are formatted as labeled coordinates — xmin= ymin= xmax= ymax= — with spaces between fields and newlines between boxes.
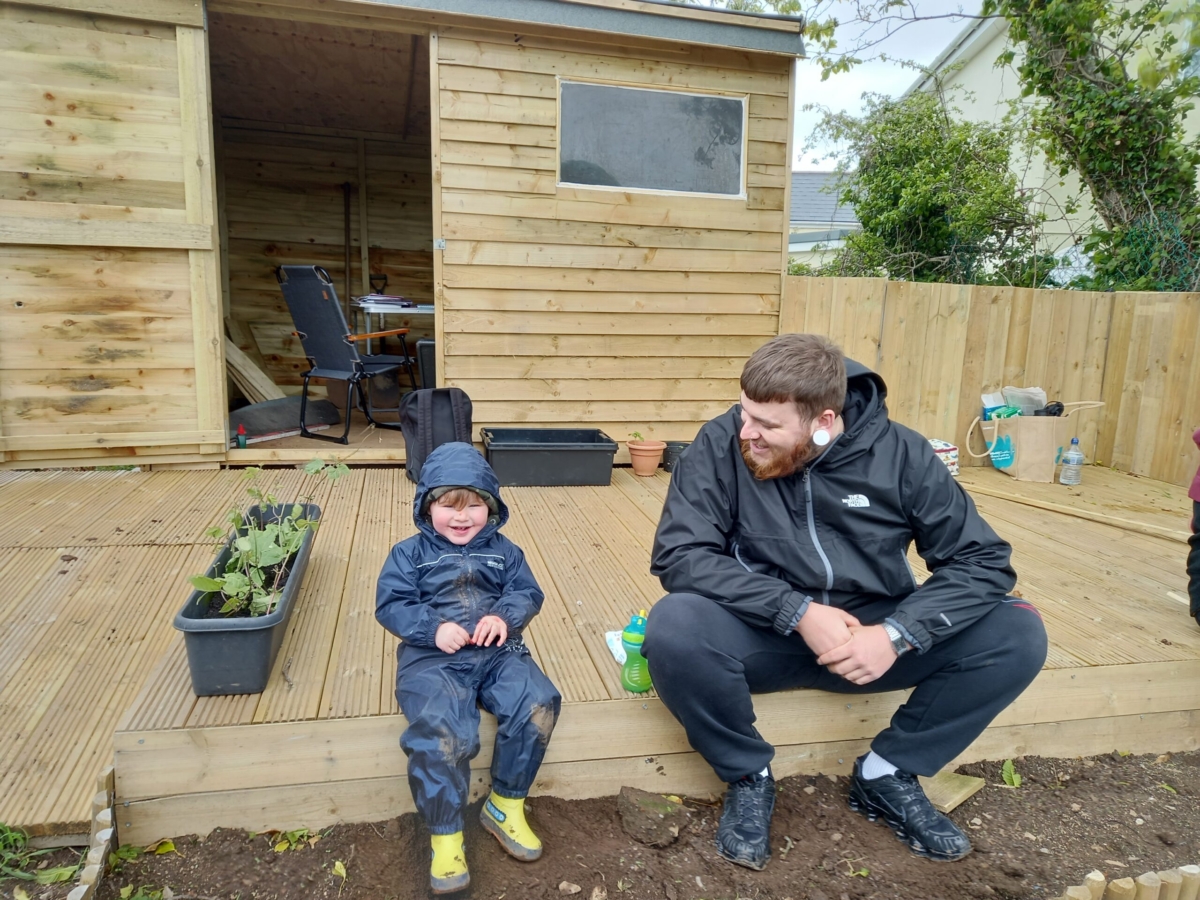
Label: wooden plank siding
xmin=0 ymin=2 xmax=224 ymax=467
xmin=782 ymin=276 xmax=1200 ymax=488
xmin=435 ymin=31 xmax=790 ymax=446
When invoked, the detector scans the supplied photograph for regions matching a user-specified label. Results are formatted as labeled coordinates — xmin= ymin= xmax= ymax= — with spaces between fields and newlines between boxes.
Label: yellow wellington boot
xmin=480 ymin=792 xmax=543 ymax=862
xmin=429 ymin=832 xmax=469 ymax=894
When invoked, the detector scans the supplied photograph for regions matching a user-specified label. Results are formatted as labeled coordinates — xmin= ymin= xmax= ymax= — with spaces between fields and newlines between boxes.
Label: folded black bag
xmin=399 ymin=388 xmax=473 ymax=483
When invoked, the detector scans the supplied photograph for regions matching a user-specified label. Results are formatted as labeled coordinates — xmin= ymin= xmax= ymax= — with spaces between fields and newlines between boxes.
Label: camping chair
xmin=276 ymin=265 xmax=418 ymax=444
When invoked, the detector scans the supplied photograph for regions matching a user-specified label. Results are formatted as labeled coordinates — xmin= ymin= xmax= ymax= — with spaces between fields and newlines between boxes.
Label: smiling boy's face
xmin=429 ymin=491 xmax=489 ymax=545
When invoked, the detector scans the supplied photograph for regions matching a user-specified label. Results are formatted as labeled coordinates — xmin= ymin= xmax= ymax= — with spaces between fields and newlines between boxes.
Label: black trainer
xmin=716 ymin=771 xmax=775 ymax=870
xmin=847 ymin=755 xmax=972 ymax=861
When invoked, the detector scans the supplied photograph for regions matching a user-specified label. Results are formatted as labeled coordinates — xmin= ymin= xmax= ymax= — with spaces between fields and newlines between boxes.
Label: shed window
xmin=559 ymin=81 xmax=745 ymax=197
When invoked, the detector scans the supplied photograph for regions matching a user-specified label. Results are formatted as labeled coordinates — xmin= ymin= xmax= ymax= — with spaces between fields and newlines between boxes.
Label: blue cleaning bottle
xmin=620 ymin=610 xmax=652 ymax=693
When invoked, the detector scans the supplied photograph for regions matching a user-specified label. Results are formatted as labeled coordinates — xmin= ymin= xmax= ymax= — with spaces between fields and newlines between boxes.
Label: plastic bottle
xmin=620 ymin=609 xmax=652 ymax=693
xmin=236 ymin=423 xmax=248 ymax=450
xmin=1059 ymin=436 xmax=1084 ymax=485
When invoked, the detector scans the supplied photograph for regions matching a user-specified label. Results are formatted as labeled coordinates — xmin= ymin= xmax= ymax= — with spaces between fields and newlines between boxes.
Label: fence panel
xmin=784 ymin=277 xmax=1199 ymax=486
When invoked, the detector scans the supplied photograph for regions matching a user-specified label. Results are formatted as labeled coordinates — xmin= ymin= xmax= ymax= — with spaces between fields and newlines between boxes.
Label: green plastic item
xmin=620 ymin=609 xmax=652 ymax=693
xmin=989 ymin=405 xmax=1022 ymax=419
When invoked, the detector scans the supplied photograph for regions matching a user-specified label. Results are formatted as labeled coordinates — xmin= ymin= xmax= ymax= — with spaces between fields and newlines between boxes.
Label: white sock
xmin=760 ymin=767 xmax=770 ymax=778
xmin=860 ymin=751 xmax=898 ymax=780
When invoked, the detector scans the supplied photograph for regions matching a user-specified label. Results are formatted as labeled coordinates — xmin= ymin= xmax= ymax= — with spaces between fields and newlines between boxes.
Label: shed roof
xmin=333 ymin=0 xmax=807 ymax=55
xmin=790 ymin=171 xmax=859 ymax=226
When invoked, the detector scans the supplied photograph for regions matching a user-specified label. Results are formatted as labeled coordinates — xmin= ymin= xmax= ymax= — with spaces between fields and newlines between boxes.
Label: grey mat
xmin=229 ymin=397 xmax=340 ymax=444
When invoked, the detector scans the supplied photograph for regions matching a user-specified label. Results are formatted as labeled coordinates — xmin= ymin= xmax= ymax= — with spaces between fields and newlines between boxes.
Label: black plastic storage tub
xmin=174 ymin=503 xmax=320 ymax=696
xmin=481 ymin=428 xmax=618 ymax=486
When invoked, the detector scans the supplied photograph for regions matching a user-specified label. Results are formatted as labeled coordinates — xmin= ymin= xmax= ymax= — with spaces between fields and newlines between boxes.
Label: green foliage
xmin=983 ymin=0 xmax=1200 ymax=291
xmin=0 ymin=822 xmax=58 ymax=883
xmin=804 ymin=89 xmax=1055 ymax=285
xmin=663 ymin=0 xmax=852 ymax=77
xmin=36 ymin=865 xmax=80 ymax=885
xmin=1001 ymin=758 xmax=1023 ymax=788
xmin=108 ymin=843 xmax=144 ymax=873
xmin=189 ymin=460 xmax=347 ymax=618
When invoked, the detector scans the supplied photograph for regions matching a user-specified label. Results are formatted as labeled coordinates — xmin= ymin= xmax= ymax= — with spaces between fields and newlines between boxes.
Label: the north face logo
xmin=841 ymin=494 xmax=870 ymax=508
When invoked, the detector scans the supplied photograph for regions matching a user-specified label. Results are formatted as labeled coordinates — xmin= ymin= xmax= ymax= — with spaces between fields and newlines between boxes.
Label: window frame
xmin=555 ymin=77 xmax=749 ymax=201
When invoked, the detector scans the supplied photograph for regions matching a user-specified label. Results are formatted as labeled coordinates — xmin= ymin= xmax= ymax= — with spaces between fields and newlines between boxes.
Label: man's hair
xmin=740 ymin=333 xmax=847 ymax=420
xmin=431 ymin=487 xmax=485 ymax=511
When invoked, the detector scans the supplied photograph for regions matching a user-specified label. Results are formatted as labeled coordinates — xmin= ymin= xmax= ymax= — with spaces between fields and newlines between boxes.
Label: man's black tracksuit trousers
xmin=643 ymin=592 xmax=1048 ymax=783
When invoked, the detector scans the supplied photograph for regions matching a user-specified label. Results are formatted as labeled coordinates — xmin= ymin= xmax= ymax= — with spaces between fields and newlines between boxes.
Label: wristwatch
xmin=882 ymin=622 xmax=910 ymax=656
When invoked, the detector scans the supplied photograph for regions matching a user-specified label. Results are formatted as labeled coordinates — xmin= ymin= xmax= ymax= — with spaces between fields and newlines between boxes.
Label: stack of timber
xmin=434 ymin=29 xmax=792 ymax=446
xmin=224 ymin=337 xmax=285 ymax=404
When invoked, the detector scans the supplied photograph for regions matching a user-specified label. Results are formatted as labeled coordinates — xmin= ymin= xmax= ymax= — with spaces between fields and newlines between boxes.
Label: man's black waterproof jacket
xmin=650 ymin=360 xmax=1016 ymax=652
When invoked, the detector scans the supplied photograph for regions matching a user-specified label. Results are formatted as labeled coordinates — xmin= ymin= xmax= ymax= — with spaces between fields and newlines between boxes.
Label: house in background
xmin=788 ymin=171 xmax=860 ymax=266
xmin=906 ymin=12 xmax=1200 ymax=272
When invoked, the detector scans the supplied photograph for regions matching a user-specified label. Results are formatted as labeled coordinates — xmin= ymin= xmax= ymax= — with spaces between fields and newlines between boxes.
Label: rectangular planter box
xmin=174 ymin=503 xmax=321 ymax=696
xmin=481 ymin=428 xmax=618 ymax=486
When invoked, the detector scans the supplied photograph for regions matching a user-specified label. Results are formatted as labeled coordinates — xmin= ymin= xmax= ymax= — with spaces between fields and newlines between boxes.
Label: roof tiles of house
xmin=790 ymin=171 xmax=859 ymax=226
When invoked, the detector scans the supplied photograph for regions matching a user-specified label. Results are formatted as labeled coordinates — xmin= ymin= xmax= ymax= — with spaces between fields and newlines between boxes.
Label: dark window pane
xmin=559 ymin=81 xmax=744 ymax=196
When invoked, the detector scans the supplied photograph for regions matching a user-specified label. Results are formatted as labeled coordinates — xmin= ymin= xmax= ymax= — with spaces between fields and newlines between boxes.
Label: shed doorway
xmin=208 ymin=12 xmax=433 ymax=455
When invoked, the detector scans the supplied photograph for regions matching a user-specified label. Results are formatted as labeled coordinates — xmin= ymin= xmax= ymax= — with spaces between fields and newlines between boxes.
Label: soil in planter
xmin=199 ymin=560 xmax=294 ymax=619
xmin=89 ymin=749 xmax=1200 ymax=900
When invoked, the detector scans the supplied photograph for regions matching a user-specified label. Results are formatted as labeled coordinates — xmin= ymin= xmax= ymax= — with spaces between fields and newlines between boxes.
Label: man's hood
xmin=413 ymin=442 xmax=508 ymax=542
xmin=821 ymin=358 xmax=889 ymax=466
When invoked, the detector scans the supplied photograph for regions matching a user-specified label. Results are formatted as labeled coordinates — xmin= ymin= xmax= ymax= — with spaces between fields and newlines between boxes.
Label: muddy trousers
xmin=643 ymin=593 xmax=1047 ymax=782
xmin=396 ymin=646 xmax=561 ymax=834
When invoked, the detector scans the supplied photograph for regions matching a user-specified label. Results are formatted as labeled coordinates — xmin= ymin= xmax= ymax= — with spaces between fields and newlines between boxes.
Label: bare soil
xmin=7 ymin=750 xmax=1199 ymax=900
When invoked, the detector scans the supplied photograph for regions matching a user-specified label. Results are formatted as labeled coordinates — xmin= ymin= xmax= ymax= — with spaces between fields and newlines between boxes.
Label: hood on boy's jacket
xmin=413 ymin=442 xmax=508 ymax=542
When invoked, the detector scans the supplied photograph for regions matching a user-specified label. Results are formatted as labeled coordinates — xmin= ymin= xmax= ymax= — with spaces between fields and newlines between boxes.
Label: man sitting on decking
xmin=642 ymin=333 xmax=1048 ymax=870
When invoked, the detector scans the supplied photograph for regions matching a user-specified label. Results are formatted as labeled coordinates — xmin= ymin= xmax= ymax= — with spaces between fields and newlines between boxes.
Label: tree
xmin=673 ymin=0 xmax=1200 ymax=290
xmin=981 ymin=0 xmax=1200 ymax=291
xmin=801 ymin=87 xmax=1054 ymax=284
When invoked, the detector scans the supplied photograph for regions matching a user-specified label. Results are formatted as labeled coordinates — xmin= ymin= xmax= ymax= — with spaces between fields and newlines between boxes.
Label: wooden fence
xmin=781 ymin=277 xmax=1200 ymax=487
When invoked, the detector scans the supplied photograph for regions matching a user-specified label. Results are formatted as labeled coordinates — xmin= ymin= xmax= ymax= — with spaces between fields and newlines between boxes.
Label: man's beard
xmin=739 ymin=437 xmax=818 ymax=480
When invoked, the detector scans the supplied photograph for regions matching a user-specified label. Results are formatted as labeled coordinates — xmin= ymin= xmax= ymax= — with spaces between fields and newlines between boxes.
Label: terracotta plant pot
xmin=627 ymin=439 xmax=667 ymax=476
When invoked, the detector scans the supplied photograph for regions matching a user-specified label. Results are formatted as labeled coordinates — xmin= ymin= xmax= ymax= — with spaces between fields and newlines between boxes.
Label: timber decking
xmin=0 ymin=465 xmax=1196 ymax=841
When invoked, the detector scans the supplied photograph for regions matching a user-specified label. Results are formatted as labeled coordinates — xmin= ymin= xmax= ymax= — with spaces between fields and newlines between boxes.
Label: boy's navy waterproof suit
xmin=376 ymin=442 xmax=561 ymax=834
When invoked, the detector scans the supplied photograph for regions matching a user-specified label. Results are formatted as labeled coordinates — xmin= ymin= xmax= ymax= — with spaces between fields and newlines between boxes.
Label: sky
xmin=791 ymin=0 xmax=985 ymax=170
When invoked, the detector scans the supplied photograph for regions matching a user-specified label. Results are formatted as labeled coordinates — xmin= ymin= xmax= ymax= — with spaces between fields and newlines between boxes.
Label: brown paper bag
xmin=965 ymin=401 xmax=1104 ymax=482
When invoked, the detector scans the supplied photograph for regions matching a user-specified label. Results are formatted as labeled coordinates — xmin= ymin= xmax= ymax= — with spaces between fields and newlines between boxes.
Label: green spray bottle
xmin=620 ymin=609 xmax=652 ymax=693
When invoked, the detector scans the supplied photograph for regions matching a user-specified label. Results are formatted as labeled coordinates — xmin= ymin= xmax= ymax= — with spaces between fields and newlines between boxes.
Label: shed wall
xmin=0 ymin=1 xmax=224 ymax=467
xmin=433 ymin=28 xmax=792 ymax=443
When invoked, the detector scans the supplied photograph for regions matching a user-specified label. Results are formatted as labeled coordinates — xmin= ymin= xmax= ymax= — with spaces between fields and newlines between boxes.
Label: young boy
xmin=376 ymin=442 xmax=561 ymax=894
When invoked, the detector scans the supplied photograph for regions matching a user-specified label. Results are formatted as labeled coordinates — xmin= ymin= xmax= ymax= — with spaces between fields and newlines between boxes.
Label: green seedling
xmin=108 ymin=843 xmax=144 ymax=873
xmin=190 ymin=460 xmax=346 ymax=618
xmin=0 ymin=822 xmax=57 ymax=883
xmin=1002 ymin=758 xmax=1023 ymax=788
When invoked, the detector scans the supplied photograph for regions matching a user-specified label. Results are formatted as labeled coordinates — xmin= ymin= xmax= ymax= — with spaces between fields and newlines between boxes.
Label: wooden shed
xmin=0 ymin=0 xmax=803 ymax=469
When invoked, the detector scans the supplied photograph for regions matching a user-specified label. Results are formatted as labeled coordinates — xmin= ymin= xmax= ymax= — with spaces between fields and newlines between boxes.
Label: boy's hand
xmin=435 ymin=621 xmax=471 ymax=654
xmin=472 ymin=615 xmax=508 ymax=647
